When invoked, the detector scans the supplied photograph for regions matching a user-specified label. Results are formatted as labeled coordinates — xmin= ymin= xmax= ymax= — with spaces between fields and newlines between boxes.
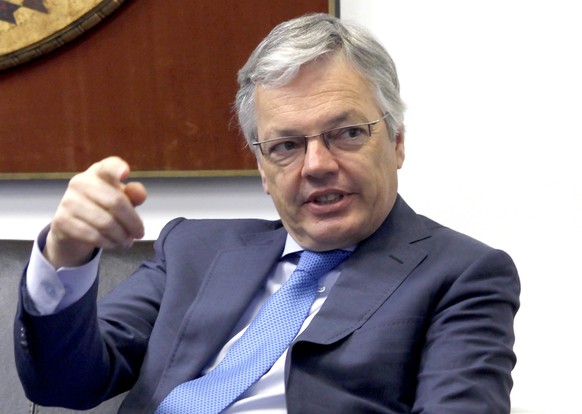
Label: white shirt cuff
xmin=26 ymin=232 xmax=101 ymax=315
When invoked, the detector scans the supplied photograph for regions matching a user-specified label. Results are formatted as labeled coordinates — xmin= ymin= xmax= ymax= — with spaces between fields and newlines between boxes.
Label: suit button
xmin=20 ymin=327 xmax=28 ymax=348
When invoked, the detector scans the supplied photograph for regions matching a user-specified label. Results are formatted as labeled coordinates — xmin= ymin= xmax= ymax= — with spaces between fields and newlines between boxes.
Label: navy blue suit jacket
xmin=15 ymin=196 xmax=520 ymax=413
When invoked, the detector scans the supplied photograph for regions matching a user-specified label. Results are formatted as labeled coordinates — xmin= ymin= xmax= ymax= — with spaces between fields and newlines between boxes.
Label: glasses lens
xmin=325 ymin=124 xmax=371 ymax=150
xmin=262 ymin=136 xmax=305 ymax=163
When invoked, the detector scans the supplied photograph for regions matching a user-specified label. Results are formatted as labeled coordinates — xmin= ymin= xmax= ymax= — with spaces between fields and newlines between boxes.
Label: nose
xmin=301 ymin=135 xmax=339 ymax=178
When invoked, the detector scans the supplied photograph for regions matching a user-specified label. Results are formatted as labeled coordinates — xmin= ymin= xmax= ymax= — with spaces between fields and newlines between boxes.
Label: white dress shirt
xmin=26 ymin=230 xmax=351 ymax=413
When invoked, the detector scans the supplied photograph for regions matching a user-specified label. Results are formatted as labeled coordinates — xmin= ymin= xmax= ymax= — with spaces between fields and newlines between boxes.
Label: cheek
xmin=262 ymin=170 xmax=294 ymax=205
xmin=258 ymin=161 xmax=280 ymax=196
xmin=261 ymin=175 xmax=270 ymax=195
xmin=363 ymin=150 xmax=399 ymax=204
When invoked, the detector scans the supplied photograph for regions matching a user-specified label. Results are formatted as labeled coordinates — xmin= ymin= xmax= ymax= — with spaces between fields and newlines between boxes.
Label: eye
xmin=330 ymin=126 xmax=368 ymax=142
xmin=266 ymin=137 xmax=304 ymax=155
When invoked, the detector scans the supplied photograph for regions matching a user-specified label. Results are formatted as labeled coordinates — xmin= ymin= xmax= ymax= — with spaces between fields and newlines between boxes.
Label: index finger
xmin=84 ymin=157 xmax=145 ymax=241
xmin=88 ymin=156 xmax=131 ymax=188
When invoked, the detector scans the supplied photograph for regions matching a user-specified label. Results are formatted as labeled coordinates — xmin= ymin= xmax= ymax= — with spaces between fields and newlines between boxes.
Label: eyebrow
xmin=267 ymin=111 xmax=362 ymax=139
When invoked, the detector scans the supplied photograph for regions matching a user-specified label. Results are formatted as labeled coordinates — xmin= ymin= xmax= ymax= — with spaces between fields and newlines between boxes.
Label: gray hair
xmin=235 ymin=13 xmax=405 ymax=150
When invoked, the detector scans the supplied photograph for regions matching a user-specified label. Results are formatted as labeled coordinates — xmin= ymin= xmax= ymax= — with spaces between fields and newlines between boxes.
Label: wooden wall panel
xmin=0 ymin=0 xmax=333 ymax=178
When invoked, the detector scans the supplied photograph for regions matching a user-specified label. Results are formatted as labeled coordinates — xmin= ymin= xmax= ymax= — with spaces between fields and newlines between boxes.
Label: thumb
xmin=124 ymin=181 xmax=148 ymax=207
xmin=90 ymin=156 xmax=131 ymax=187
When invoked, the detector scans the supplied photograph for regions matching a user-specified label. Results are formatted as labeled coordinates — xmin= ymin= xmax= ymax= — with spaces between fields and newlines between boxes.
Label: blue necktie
xmin=155 ymin=249 xmax=351 ymax=414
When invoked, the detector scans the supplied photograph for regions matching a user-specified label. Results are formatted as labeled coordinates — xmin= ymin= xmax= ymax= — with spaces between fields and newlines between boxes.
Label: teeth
xmin=314 ymin=194 xmax=342 ymax=204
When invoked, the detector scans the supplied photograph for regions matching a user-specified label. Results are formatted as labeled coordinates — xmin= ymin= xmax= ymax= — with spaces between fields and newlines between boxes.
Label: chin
xmin=289 ymin=215 xmax=366 ymax=249
xmin=306 ymin=229 xmax=360 ymax=250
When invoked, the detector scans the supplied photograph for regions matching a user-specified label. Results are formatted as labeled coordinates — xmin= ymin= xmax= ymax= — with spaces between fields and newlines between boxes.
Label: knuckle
xmin=92 ymin=211 xmax=116 ymax=232
xmin=68 ymin=172 xmax=88 ymax=188
xmin=105 ymin=192 xmax=128 ymax=212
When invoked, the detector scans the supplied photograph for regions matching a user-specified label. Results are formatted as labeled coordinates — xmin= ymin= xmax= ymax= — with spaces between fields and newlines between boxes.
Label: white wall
xmin=0 ymin=176 xmax=277 ymax=240
xmin=341 ymin=1 xmax=582 ymax=413
xmin=1 ymin=1 xmax=581 ymax=413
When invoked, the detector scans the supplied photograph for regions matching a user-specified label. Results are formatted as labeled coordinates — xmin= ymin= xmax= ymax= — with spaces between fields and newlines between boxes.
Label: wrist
xmin=43 ymin=229 xmax=96 ymax=269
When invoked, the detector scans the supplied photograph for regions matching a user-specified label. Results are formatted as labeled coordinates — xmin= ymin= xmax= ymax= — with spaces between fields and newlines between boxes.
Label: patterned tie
xmin=155 ymin=249 xmax=351 ymax=414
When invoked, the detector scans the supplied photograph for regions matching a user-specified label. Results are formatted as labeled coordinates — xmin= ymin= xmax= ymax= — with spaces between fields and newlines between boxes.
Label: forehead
xmin=254 ymin=56 xmax=379 ymax=134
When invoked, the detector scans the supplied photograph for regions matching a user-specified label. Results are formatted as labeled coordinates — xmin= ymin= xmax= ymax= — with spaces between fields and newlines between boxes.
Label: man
xmin=14 ymin=13 xmax=520 ymax=413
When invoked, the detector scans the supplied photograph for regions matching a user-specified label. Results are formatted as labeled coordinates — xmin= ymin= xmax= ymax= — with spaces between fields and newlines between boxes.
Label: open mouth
xmin=313 ymin=194 xmax=344 ymax=205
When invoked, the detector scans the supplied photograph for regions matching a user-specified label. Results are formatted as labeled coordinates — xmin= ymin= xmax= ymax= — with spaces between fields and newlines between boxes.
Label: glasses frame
xmin=252 ymin=113 xmax=390 ymax=163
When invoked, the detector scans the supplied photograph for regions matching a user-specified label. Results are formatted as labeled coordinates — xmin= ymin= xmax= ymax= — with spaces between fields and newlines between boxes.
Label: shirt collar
xmin=281 ymin=233 xmax=356 ymax=258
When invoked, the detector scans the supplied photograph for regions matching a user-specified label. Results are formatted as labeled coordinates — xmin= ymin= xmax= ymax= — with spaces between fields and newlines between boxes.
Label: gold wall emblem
xmin=0 ymin=0 xmax=126 ymax=70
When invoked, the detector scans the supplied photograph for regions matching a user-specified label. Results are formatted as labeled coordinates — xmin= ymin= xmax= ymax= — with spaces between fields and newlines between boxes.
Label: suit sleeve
xmin=412 ymin=248 xmax=520 ymax=414
xmin=13 ymin=218 xmax=184 ymax=410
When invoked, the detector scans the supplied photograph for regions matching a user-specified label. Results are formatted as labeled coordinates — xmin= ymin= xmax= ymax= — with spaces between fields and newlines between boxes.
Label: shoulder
xmin=386 ymin=196 xmax=506 ymax=261
xmin=414 ymin=214 xmax=518 ymax=291
xmin=154 ymin=217 xmax=285 ymax=249
xmin=162 ymin=217 xmax=283 ymax=235
xmin=419 ymin=215 xmax=493 ymax=253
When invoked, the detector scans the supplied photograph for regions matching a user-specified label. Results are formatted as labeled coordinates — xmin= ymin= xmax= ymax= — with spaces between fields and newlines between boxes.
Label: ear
xmin=257 ymin=160 xmax=270 ymax=195
xmin=395 ymin=130 xmax=405 ymax=169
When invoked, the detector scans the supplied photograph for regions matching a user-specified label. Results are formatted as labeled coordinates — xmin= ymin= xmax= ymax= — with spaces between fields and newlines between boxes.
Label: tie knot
xmin=296 ymin=249 xmax=352 ymax=279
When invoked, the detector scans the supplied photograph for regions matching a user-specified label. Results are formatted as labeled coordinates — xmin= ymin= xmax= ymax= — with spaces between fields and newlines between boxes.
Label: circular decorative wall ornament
xmin=0 ymin=0 xmax=127 ymax=70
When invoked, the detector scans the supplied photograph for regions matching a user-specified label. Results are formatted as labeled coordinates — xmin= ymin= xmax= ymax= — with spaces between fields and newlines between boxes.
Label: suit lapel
xmin=166 ymin=225 xmax=288 ymax=377
xmin=296 ymin=197 xmax=431 ymax=346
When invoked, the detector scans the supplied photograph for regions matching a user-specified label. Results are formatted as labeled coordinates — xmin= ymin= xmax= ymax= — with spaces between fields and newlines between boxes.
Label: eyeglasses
xmin=252 ymin=113 xmax=390 ymax=166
